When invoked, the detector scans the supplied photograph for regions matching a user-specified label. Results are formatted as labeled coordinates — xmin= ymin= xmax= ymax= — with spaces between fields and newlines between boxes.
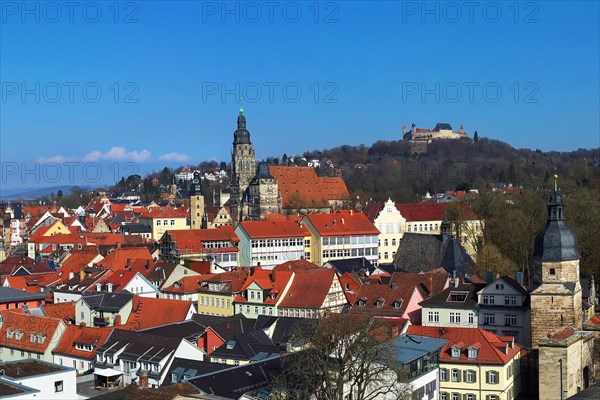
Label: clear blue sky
xmin=1 ymin=1 xmax=599 ymax=189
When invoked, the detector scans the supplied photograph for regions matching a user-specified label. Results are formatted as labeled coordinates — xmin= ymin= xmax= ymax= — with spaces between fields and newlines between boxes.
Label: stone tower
xmin=229 ymin=108 xmax=256 ymax=221
xmin=247 ymin=162 xmax=282 ymax=220
xmin=189 ymin=171 xmax=205 ymax=229
xmin=530 ymin=179 xmax=582 ymax=349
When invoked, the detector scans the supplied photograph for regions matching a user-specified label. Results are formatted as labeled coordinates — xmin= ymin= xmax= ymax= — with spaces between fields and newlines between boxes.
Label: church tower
xmin=530 ymin=175 xmax=582 ymax=348
xmin=229 ymin=108 xmax=256 ymax=221
xmin=189 ymin=171 xmax=205 ymax=229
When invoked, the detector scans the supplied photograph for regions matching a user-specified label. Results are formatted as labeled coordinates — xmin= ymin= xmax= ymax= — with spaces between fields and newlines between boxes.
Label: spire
xmin=553 ymin=167 xmax=559 ymax=192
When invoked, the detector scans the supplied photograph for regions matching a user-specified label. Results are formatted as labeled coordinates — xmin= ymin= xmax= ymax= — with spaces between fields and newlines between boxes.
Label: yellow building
xmin=137 ymin=206 xmax=189 ymax=240
xmin=196 ymin=271 xmax=249 ymax=316
xmin=409 ymin=326 xmax=521 ymax=400
xmin=365 ymin=199 xmax=483 ymax=261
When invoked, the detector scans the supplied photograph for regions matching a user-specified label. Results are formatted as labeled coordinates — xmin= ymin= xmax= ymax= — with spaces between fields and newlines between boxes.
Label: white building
xmin=0 ymin=359 xmax=77 ymax=400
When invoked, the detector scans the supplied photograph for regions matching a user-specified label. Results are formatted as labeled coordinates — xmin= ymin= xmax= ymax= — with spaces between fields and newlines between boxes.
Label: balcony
xmin=94 ymin=317 xmax=110 ymax=327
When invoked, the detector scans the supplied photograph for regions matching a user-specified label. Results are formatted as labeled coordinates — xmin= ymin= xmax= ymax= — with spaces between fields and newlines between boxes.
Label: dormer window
xmin=451 ymin=346 xmax=461 ymax=359
xmin=358 ymin=299 xmax=366 ymax=307
xmin=393 ymin=300 xmax=403 ymax=309
xmin=376 ymin=300 xmax=384 ymax=308
xmin=30 ymin=333 xmax=36 ymax=343
xmin=270 ymin=293 xmax=276 ymax=300
xmin=6 ymin=329 xmax=14 ymax=339
xmin=468 ymin=348 xmax=478 ymax=359
xmin=447 ymin=292 xmax=468 ymax=302
xmin=15 ymin=331 xmax=23 ymax=341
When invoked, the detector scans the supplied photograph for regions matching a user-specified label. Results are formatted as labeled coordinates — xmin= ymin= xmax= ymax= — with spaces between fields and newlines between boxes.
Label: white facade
xmin=120 ymin=273 xmax=159 ymax=298
xmin=54 ymin=354 xmax=93 ymax=374
xmin=373 ymin=199 xmax=405 ymax=263
xmin=320 ymin=234 xmax=379 ymax=266
xmin=0 ymin=361 xmax=77 ymax=400
xmin=53 ymin=291 xmax=83 ymax=303
xmin=235 ymin=226 xmax=305 ymax=269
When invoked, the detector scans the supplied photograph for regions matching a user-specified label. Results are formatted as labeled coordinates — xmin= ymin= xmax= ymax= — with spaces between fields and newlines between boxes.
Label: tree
xmin=473 ymin=130 xmax=479 ymax=143
xmin=472 ymin=243 xmax=520 ymax=278
xmin=271 ymin=313 xmax=412 ymax=400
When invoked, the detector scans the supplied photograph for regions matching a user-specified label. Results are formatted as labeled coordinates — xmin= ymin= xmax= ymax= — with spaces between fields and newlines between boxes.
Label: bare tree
xmin=271 ymin=313 xmax=412 ymax=400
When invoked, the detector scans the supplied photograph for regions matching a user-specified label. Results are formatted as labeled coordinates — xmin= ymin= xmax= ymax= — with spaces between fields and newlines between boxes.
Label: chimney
xmin=79 ymin=269 xmax=85 ymax=281
xmin=69 ymin=269 xmax=74 ymax=280
xmin=116 ymin=242 xmax=121 ymax=249
xmin=80 ymin=322 xmax=86 ymax=328
xmin=96 ymin=283 xmax=102 ymax=291
xmin=270 ymin=270 xmax=276 ymax=282
xmin=486 ymin=272 xmax=493 ymax=285
xmin=126 ymin=258 xmax=131 ymax=269
xmin=145 ymin=260 xmax=150 ymax=270
xmin=114 ymin=315 xmax=121 ymax=326
xmin=107 ymin=282 xmax=113 ymax=293
xmin=250 ymin=266 xmax=255 ymax=276
xmin=139 ymin=370 xmax=149 ymax=388
xmin=454 ymin=278 xmax=459 ymax=288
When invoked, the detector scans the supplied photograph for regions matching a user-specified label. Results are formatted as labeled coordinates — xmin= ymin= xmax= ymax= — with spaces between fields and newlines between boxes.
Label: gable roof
xmin=419 ymin=281 xmax=485 ymax=309
xmin=235 ymin=270 xmax=294 ymax=305
xmin=408 ymin=325 xmax=521 ymax=365
xmin=350 ymin=282 xmax=420 ymax=317
xmin=42 ymin=302 xmax=76 ymax=322
xmin=277 ymin=269 xmax=338 ymax=309
xmin=269 ymin=166 xmax=350 ymax=209
xmin=304 ymin=211 xmax=379 ymax=236
xmin=389 ymin=268 xmax=449 ymax=298
xmin=82 ymin=292 xmax=134 ymax=312
xmin=0 ymin=286 xmax=46 ymax=303
xmin=52 ymin=324 xmax=113 ymax=360
xmin=191 ymin=314 xmax=254 ymax=342
xmin=0 ymin=312 xmax=63 ymax=353
xmin=122 ymin=296 xmax=193 ymax=330
xmin=238 ymin=220 xmax=306 ymax=239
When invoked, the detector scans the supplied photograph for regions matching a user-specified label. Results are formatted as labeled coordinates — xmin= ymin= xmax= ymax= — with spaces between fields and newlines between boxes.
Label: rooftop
xmin=0 ymin=359 xmax=68 ymax=378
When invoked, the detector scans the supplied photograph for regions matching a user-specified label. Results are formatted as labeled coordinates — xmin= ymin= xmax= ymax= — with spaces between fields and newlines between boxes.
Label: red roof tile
xmin=52 ymin=324 xmax=113 ymax=360
xmin=235 ymin=269 xmax=294 ymax=305
xmin=122 ymin=296 xmax=193 ymax=330
xmin=269 ymin=166 xmax=350 ymax=209
xmin=42 ymin=302 xmax=76 ymax=322
xmin=408 ymin=325 xmax=521 ymax=365
xmin=304 ymin=211 xmax=379 ymax=236
xmin=274 ymin=259 xmax=320 ymax=271
xmin=396 ymin=202 xmax=477 ymax=221
xmin=0 ymin=312 xmax=63 ymax=353
xmin=278 ymin=269 xmax=339 ymax=309
xmin=238 ymin=220 xmax=306 ymax=239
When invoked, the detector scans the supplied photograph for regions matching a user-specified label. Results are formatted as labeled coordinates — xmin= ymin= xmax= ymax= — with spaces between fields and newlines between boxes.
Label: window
xmin=487 ymin=396 xmax=499 ymax=400
xmin=549 ymin=268 xmax=556 ymax=275
xmin=466 ymin=395 xmax=476 ymax=400
xmin=449 ymin=312 xmax=461 ymax=324
xmin=452 ymin=393 xmax=460 ymax=400
xmin=157 ymin=220 xmax=161 ymax=225
xmin=392 ymin=239 xmax=396 ymax=246
xmin=466 ymin=369 xmax=477 ymax=383
xmin=440 ymin=368 xmax=448 ymax=381
xmin=448 ymin=292 xmax=468 ymax=302
xmin=54 ymin=381 xmax=64 ymax=392
xmin=487 ymin=371 xmax=499 ymax=384
xmin=483 ymin=313 xmax=495 ymax=325
xmin=428 ymin=311 xmax=439 ymax=323
xmin=468 ymin=312 xmax=474 ymax=324
xmin=468 ymin=348 xmax=478 ymax=359
xmin=505 ymin=314 xmax=517 ymax=326
xmin=495 ymin=283 xmax=504 ymax=290
xmin=451 ymin=369 xmax=460 ymax=382
xmin=483 ymin=295 xmax=495 ymax=304
xmin=440 ymin=393 xmax=448 ymax=400
xmin=505 ymin=296 xmax=517 ymax=305
xmin=451 ymin=346 xmax=460 ymax=358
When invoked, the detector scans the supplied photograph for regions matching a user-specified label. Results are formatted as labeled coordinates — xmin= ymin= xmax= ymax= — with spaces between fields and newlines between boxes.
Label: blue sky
xmin=1 ymin=1 xmax=599 ymax=189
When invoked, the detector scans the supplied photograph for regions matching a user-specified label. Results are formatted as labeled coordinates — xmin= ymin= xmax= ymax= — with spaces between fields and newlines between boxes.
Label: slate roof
xmin=81 ymin=292 xmax=133 ymax=312
xmin=324 ymin=257 xmax=375 ymax=275
xmin=162 ymin=358 xmax=229 ymax=386
xmin=211 ymin=329 xmax=280 ymax=362
xmin=392 ymin=334 xmax=449 ymax=364
xmin=254 ymin=316 xmax=318 ymax=348
xmin=533 ymin=191 xmax=580 ymax=262
xmin=419 ymin=282 xmax=485 ymax=309
xmin=96 ymin=329 xmax=180 ymax=362
xmin=0 ymin=286 xmax=46 ymax=303
xmin=186 ymin=354 xmax=287 ymax=398
xmin=394 ymin=233 xmax=473 ymax=276
xmin=191 ymin=314 xmax=254 ymax=341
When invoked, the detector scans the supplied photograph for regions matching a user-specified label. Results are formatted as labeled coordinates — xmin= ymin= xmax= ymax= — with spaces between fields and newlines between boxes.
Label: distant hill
xmin=0 ymin=185 xmax=96 ymax=201
xmin=300 ymin=137 xmax=600 ymax=202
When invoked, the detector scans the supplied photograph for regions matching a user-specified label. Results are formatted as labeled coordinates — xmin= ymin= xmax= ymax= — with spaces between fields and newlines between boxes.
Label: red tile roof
xmin=0 ymin=257 xmax=54 ymax=276
xmin=60 ymin=250 xmax=102 ymax=273
xmin=238 ymin=220 xmax=306 ymax=239
xmin=278 ymin=269 xmax=339 ymax=309
xmin=162 ymin=274 xmax=216 ymax=294
xmin=96 ymin=247 xmax=153 ymax=272
xmin=274 ymin=259 xmax=320 ymax=271
xmin=389 ymin=268 xmax=449 ymax=298
xmin=304 ymin=211 xmax=379 ymax=236
xmin=0 ymin=312 xmax=63 ymax=353
xmin=42 ymin=302 xmax=76 ymax=322
xmin=396 ymin=202 xmax=477 ymax=221
xmin=52 ymin=324 xmax=113 ymax=360
xmin=235 ymin=269 xmax=294 ymax=305
xmin=137 ymin=206 xmax=189 ymax=219
xmin=350 ymin=282 xmax=422 ymax=318
xmin=269 ymin=166 xmax=350 ymax=209
xmin=122 ymin=296 xmax=193 ymax=330
xmin=165 ymin=227 xmax=239 ymax=254
xmin=408 ymin=325 xmax=521 ymax=365
xmin=549 ymin=326 xmax=577 ymax=340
